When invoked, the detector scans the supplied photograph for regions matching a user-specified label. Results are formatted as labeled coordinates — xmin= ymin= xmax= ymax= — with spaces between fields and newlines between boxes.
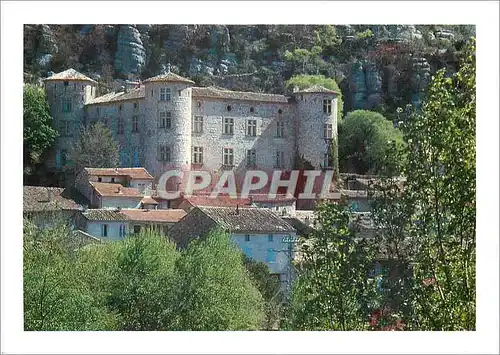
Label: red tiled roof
xmin=121 ymin=209 xmax=186 ymax=223
xmin=43 ymin=68 xmax=96 ymax=83
xmin=183 ymin=195 xmax=252 ymax=208
xmin=143 ymin=71 xmax=194 ymax=84
xmin=91 ymin=182 xmax=142 ymax=198
xmin=85 ymin=167 xmax=153 ymax=180
xmin=250 ymin=193 xmax=296 ymax=203
xmin=23 ymin=186 xmax=83 ymax=212
xmin=141 ymin=196 xmax=158 ymax=205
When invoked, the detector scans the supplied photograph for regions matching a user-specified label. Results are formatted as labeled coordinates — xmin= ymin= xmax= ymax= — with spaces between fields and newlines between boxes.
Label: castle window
xmin=245 ymin=235 xmax=250 ymax=242
xmin=134 ymin=102 xmax=139 ymax=110
xmin=96 ymin=107 xmax=100 ymax=116
xmin=323 ymin=153 xmax=333 ymax=168
xmin=278 ymin=108 xmax=283 ymax=115
xmin=64 ymin=81 xmax=69 ymax=86
xmin=197 ymin=101 xmax=202 ymax=108
xmin=276 ymin=121 xmax=285 ymax=138
xmin=74 ymin=83 xmax=76 ymax=90
xmin=246 ymin=149 xmax=256 ymax=167
xmin=193 ymin=146 xmax=204 ymax=164
xmin=324 ymin=124 xmax=333 ymax=139
xmin=250 ymin=107 xmax=255 ymax=113
xmin=246 ymin=120 xmax=257 ymax=137
xmin=132 ymin=115 xmax=139 ymax=133
xmin=223 ymin=117 xmax=234 ymax=135
xmin=323 ymin=99 xmax=332 ymax=114
xmin=117 ymin=117 xmax=124 ymax=134
xmin=159 ymin=111 xmax=171 ymax=129
xmin=158 ymin=145 xmax=171 ymax=162
xmin=58 ymin=120 xmax=71 ymax=136
xmin=119 ymin=104 xmax=123 ymax=111
xmin=103 ymin=118 xmax=108 ymax=128
xmin=223 ymin=148 xmax=234 ymax=166
xmin=61 ymin=149 xmax=68 ymax=167
xmin=275 ymin=151 xmax=285 ymax=168
xmin=268 ymin=234 xmax=274 ymax=242
xmin=81 ymin=85 xmax=84 ymax=92
xmin=160 ymin=87 xmax=171 ymax=101
xmin=101 ymin=224 xmax=108 ymax=237
xmin=178 ymin=90 xmax=182 ymax=97
xmin=193 ymin=116 xmax=203 ymax=133
xmin=226 ymin=105 xmax=232 ymax=112
xmin=61 ymin=99 xmax=72 ymax=113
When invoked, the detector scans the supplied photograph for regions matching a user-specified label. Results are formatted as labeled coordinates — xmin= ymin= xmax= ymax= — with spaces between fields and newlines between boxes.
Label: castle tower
xmin=142 ymin=71 xmax=195 ymax=181
xmin=43 ymin=68 xmax=97 ymax=172
xmin=293 ymin=85 xmax=339 ymax=170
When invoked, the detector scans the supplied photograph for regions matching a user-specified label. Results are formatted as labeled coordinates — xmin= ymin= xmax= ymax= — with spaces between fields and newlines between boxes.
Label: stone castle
xmin=43 ymin=68 xmax=339 ymax=183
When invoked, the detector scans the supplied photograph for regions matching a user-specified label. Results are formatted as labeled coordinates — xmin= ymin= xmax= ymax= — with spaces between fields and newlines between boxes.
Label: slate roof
xmin=86 ymin=86 xmax=145 ymax=105
xmin=82 ymin=209 xmax=128 ymax=221
xmin=121 ymin=209 xmax=186 ymax=223
xmin=90 ymin=182 xmax=142 ymax=198
xmin=143 ymin=71 xmax=195 ymax=84
xmin=23 ymin=186 xmax=85 ymax=212
xmin=192 ymin=86 xmax=289 ymax=103
xmin=43 ymin=68 xmax=96 ymax=83
xmin=199 ymin=206 xmax=296 ymax=234
xmin=294 ymin=84 xmax=340 ymax=95
xmin=85 ymin=167 xmax=153 ymax=180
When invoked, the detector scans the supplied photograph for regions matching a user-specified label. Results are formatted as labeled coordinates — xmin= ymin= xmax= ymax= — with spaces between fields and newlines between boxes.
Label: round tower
xmin=43 ymin=68 xmax=97 ymax=172
xmin=142 ymin=71 xmax=194 ymax=179
xmin=294 ymin=85 xmax=339 ymax=170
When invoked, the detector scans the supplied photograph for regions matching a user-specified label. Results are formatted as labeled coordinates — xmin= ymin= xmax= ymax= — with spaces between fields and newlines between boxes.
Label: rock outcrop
xmin=114 ymin=25 xmax=147 ymax=76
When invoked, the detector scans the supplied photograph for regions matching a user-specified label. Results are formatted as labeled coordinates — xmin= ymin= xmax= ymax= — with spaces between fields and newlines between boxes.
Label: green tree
xmin=23 ymin=221 xmax=116 ymax=330
xmin=285 ymin=74 xmax=344 ymax=120
xmin=287 ymin=203 xmax=376 ymax=330
xmin=104 ymin=230 xmax=180 ymax=330
xmin=243 ymin=256 xmax=284 ymax=330
xmin=23 ymin=84 xmax=58 ymax=167
xmin=402 ymin=39 xmax=476 ymax=330
xmin=172 ymin=229 xmax=265 ymax=330
xmin=72 ymin=122 xmax=119 ymax=174
xmin=338 ymin=110 xmax=405 ymax=174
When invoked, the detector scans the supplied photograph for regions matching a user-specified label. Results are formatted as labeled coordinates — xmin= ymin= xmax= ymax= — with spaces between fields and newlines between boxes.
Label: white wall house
xmin=168 ymin=206 xmax=298 ymax=294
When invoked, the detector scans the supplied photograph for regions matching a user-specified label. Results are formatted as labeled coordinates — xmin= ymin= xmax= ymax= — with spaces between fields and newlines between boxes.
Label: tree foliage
xmin=369 ymin=39 xmax=476 ymax=330
xmin=339 ymin=110 xmax=405 ymax=174
xmin=23 ymin=84 xmax=58 ymax=166
xmin=287 ymin=203 xmax=376 ymax=330
xmin=72 ymin=122 xmax=119 ymax=173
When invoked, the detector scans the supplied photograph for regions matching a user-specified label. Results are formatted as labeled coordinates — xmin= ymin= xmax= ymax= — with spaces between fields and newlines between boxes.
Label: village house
xmin=168 ymin=206 xmax=298 ymax=292
xmin=23 ymin=186 xmax=87 ymax=228
xmin=79 ymin=208 xmax=186 ymax=240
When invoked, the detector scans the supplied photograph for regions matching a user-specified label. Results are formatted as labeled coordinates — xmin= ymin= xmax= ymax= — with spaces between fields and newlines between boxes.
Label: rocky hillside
xmin=23 ymin=24 xmax=474 ymax=119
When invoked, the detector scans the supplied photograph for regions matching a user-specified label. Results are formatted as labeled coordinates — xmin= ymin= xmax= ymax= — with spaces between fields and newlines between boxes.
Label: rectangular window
xmin=58 ymin=120 xmax=71 ymax=136
xmin=275 ymin=151 xmax=285 ymax=168
xmin=61 ymin=149 xmax=68 ymax=167
xmin=134 ymin=102 xmax=139 ymax=110
xmin=159 ymin=111 xmax=171 ymax=129
xmin=119 ymin=104 xmax=123 ymax=111
xmin=323 ymin=153 xmax=333 ymax=168
xmin=158 ymin=145 xmax=171 ymax=162
xmin=276 ymin=121 xmax=285 ymax=138
xmin=223 ymin=117 xmax=234 ymax=135
xmin=268 ymin=234 xmax=274 ymax=242
xmin=324 ymin=124 xmax=333 ymax=139
xmin=223 ymin=148 xmax=234 ymax=166
xmin=117 ymin=117 xmax=124 ymax=134
xmin=119 ymin=225 xmax=126 ymax=238
xmin=63 ymin=81 xmax=69 ymax=86
xmin=245 ymin=234 xmax=250 ymax=242
xmin=178 ymin=90 xmax=182 ymax=97
xmin=101 ymin=224 xmax=108 ymax=237
xmin=134 ymin=225 xmax=141 ymax=234
xmin=323 ymin=99 xmax=332 ymax=114
xmin=96 ymin=107 xmax=100 ymax=116
xmin=247 ymin=119 xmax=257 ymax=136
xmin=160 ymin=87 xmax=171 ymax=101
xmin=193 ymin=146 xmax=203 ymax=164
xmin=246 ymin=149 xmax=256 ymax=167
xmin=132 ymin=115 xmax=139 ymax=132
xmin=266 ymin=248 xmax=276 ymax=263
xmin=193 ymin=116 xmax=203 ymax=133
xmin=61 ymin=99 xmax=72 ymax=113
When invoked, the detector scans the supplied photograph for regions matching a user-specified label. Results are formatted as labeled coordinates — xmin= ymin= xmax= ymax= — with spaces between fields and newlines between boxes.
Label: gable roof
xmin=143 ymin=71 xmax=194 ymax=84
xmin=43 ymin=68 xmax=96 ymax=83
xmin=120 ymin=209 xmax=186 ymax=223
xmin=85 ymin=167 xmax=153 ymax=180
xmin=198 ymin=206 xmax=296 ymax=234
xmin=86 ymin=86 xmax=145 ymax=105
xmin=182 ymin=195 xmax=252 ymax=208
xmin=192 ymin=86 xmax=289 ymax=103
xmin=23 ymin=186 xmax=85 ymax=212
xmin=294 ymin=84 xmax=340 ymax=95
xmin=90 ymin=182 xmax=142 ymax=198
